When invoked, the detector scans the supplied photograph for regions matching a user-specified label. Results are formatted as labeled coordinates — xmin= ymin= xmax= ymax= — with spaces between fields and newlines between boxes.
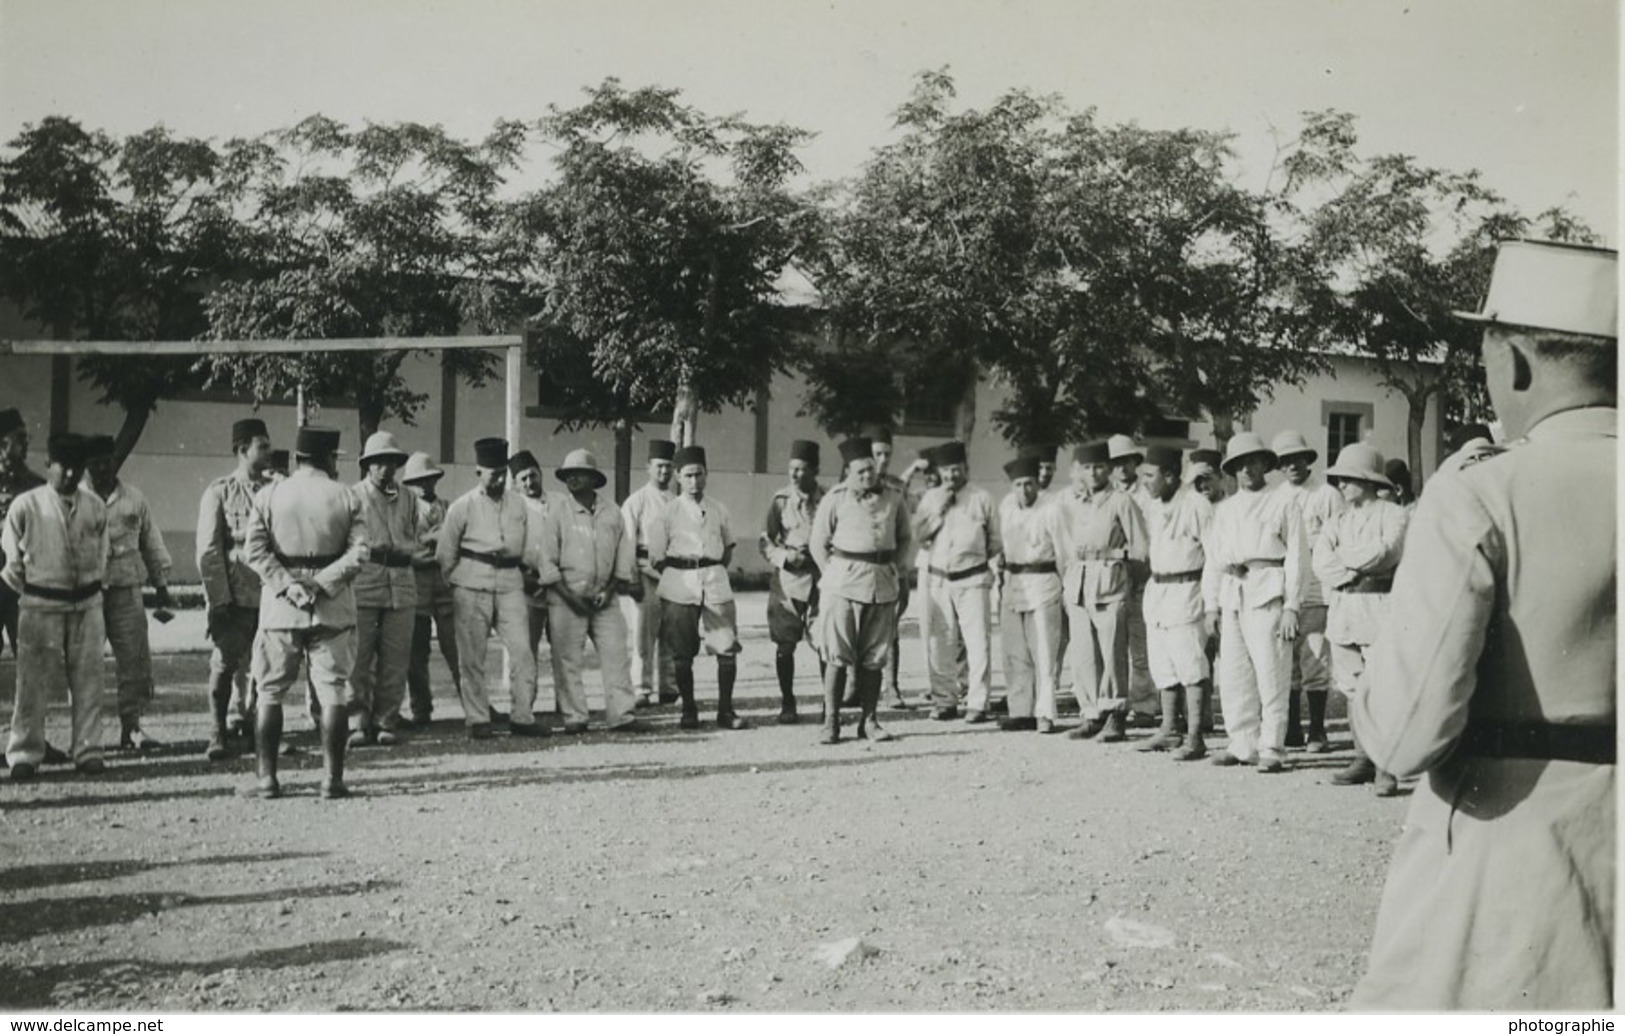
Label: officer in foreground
xmin=1352 ymin=240 xmax=1616 ymax=1009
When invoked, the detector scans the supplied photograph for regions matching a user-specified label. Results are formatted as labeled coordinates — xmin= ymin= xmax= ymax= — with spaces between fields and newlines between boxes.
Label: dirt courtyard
xmin=0 ymin=594 xmax=1406 ymax=1012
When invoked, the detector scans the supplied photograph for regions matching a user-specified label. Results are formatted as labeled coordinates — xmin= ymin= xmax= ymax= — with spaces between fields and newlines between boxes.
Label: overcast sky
xmin=0 ymin=0 xmax=1617 ymax=235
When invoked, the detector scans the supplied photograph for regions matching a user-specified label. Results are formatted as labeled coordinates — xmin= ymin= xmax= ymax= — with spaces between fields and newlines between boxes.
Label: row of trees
xmin=0 ymin=72 xmax=1598 ymax=484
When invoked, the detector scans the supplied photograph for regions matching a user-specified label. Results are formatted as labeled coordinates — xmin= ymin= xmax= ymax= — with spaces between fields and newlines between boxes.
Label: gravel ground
xmin=0 ymin=593 xmax=1406 ymax=1012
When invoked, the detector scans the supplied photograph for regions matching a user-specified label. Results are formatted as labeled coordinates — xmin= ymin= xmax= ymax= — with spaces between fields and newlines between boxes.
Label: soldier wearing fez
xmin=243 ymin=426 xmax=368 ymax=798
xmin=809 ymin=436 xmax=913 ymax=744
xmin=401 ymin=452 xmax=460 ymax=727
xmin=865 ymin=424 xmax=922 ymax=709
xmin=1353 ymin=241 xmax=1617 ymax=1009
xmin=995 ymin=453 xmax=1066 ymax=733
xmin=758 ymin=439 xmax=826 ymax=724
xmin=622 ymin=439 xmax=679 ymax=706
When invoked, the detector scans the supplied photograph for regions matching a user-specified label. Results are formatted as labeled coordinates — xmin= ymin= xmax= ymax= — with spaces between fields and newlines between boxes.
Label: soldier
xmin=2 ymin=433 xmax=108 ymax=779
xmin=1352 ymin=241 xmax=1616 ymax=1008
xmin=196 ymin=417 xmax=274 ymax=759
xmin=1053 ymin=441 xmax=1149 ymax=742
xmin=1190 ymin=448 xmax=1227 ymax=505
xmin=537 ymin=449 xmax=643 ymax=734
xmin=758 ymin=439 xmax=826 ymax=724
xmin=437 ymin=438 xmax=547 ymax=740
xmin=0 ymin=408 xmax=44 ymax=662
xmin=914 ymin=440 xmax=1001 ymax=722
xmin=348 ymin=431 xmax=418 ymax=747
xmin=1137 ymin=447 xmax=1216 ymax=759
xmin=1017 ymin=442 xmax=1060 ymax=501
xmin=1202 ymin=432 xmax=1309 ymax=773
xmin=621 ymin=439 xmax=678 ymax=706
xmin=647 ymin=445 xmax=748 ymax=731
xmin=85 ymin=434 xmax=175 ymax=750
xmin=1107 ymin=434 xmax=1159 ymax=727
xmin=1271 ymin=429 xmax=1342 ymax=753
xmin=1311 ymin=443 xmax=1409 ymax=795
xmin=867 ymin=424 xmax=922 ymax=710
xmin=1380 ymin=459 xmax=1415 ymax=508
xmin=507 ymin=449 xmax=555 ymax=721
xmin=243 ymin=426 xmax=368 ymax=798
xmin=266 ymin=450 xmax=290 ymax=481
xmin=808 ymin=436 xmax=913 ymax=745
xmin=995 ymin=454 xmax=1065 ymax=733
xmin=402 ymin=452 xmax=459 ymax=727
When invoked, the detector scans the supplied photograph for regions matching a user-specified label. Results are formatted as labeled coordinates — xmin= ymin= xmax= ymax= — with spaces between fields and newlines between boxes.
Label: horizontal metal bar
xmin=0 ymin=335 xmax=523 ymax=356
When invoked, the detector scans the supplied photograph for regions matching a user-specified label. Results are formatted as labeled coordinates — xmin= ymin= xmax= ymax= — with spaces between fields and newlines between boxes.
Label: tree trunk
xmin=1405 ymin=393 xmax=1426 ymax=496
xmin=953 ymin=368 xmax=977 ymax=443
xmin=670 ymin=378 xmax=698 ymax=448
xmin=613 ymin=417 xmax=633 ymax=504
xmin=110 ymin=399 xmax=154 ymax=476
xmin=358 ymin=394 xmax=385 ymax=441
xmin=1209 ymin=410 xmax=1239 ymax=451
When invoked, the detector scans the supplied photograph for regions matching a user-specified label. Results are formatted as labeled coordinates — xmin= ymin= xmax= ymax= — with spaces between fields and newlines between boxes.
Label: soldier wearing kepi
xmin=648 ymin=445 xmax=748 ymax=731
xmin=1310 ymin=443 xmax=1408 ymax=795
xmin=809 ymin=436 xmax=913 ymax=744
xmin=1137 ymin=446 xmax=1216 ymax=759
xmin=1202 ymin=432 xmax=1309 ymax=773
xmin=2 ymin=433 xmax=109 ymax=778
xmin=401 ymin=452 xmax=459 ymax=727
xmin=537 ymin=449 xmax=643 ymax=734
xmin=758 ymin=439 xmax=826 ymax=724
xmin=621 ymin=439 xmax=678 ymax=706
xmin=196 ymin=417 xmax=274 ymax=759
xmin=1352 ymin=241 xmax=1617 ymax=1009
xmin=243 ymin=426 xmax=368 ymax=798
xmin=348 ymin=431 xmax=419 ymax=747
xmin=913 ymin=440 xmax=1001 ymax=723
xmin=85 ymin=434 xmax=175 ymax=750
xmin=1053 ymin=440 xmax=1148 ymax=742
xmin=1271 ymin=429 xmax=1342 ymax=753
xmin=995 ymin=454 xmax=1066 ymax=734
xmin=437 ymin=438 xmax=548 ymax=740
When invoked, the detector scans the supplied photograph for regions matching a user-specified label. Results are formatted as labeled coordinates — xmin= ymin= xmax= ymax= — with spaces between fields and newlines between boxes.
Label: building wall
xmin=0 ymin=344 xmax=1439 ymax=583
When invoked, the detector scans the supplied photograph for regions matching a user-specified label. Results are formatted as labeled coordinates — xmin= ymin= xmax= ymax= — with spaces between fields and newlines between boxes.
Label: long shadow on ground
xmin=0 ymin=851 xmax=324 ymax=893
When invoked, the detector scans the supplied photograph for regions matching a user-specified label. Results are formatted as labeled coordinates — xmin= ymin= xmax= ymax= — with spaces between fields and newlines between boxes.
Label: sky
xmin=0 ymin=0 xmax=1617 ymax=236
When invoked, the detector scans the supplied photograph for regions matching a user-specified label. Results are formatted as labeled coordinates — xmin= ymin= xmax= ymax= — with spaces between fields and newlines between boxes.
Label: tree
xmin=0 ymin=117 xmax=233 ymax=466
xmin=198 ymin=116 xmax=528 ymax=436
xmin=524 ymin=78 xmax=814 ymax=449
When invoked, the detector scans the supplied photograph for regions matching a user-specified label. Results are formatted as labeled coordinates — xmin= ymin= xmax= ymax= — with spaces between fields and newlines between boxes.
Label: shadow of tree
xmin=0 ymin=937 xmax=410 ymax=1009
xmin=0 ymin=851 xmax=325 ymax=894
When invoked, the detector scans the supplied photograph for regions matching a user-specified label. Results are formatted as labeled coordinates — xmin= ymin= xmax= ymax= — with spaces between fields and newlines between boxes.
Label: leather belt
xmin=1005 ymin=561 xmax=1057 ymax=575
xmin=458 ymin=548 xmax=520 ymax=570
xmin=636 ymin=547 xmax=649 ymax=558
xmin=1078 ymin=548 xmax=1125 ymax=562
xmin=662 ymin=556 xmax=721 ymax=570
xmin=832 ymin=547 xmax=896 ymax=564
xmin=22 ymin=580 xmax=102 ymax=603
xmin=929 ymin=561 xmax=990 ymax=582
xmin=1340 ymin=573 xmax=1394 ymax=594
xmin=275 ymin=551 xmax=342 ymax=569
xmin=1229 ymin=558 xmax=1285 ymax=575
xmin=368 ymin=548 xmax=414 ymax=568
xmin=1458 ymin=720 xmax=1615 ymax=765
xmin=1152 ymin=569 xmax=1203 ymax=584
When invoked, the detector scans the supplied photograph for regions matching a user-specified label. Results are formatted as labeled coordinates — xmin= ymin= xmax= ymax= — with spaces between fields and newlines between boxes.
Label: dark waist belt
xmin=1005 ymin=561 xmax=1058 ymax=576
xmin=1152 ymin=569 xmax=1203 ymax=584
xmin=662 ymin=556 xmax=721 ymax=570
xmin=22 ymin=580 xmax=102 ymax=603
xmin=831 ymin=547 xmax=896 ymax=564
xmin=458 ymin=548 xmax=520 ymax=570
xmin=1231 ymin=558 xmax=1285 ymax=574
xmin=636 ymin=547 xmax=649 ymax=558
xmin=275 ymin=551 xmax=342 ymax=569
xmin=1458 ymin=720 xmax=1615 ymax=765
xmin=370 ymin=550 xmax=413 ymax=569
xmin=1340 ymin=573 xmax=1394 ymax=595
xmin=929 ymin=561 xmax=990 ymax=582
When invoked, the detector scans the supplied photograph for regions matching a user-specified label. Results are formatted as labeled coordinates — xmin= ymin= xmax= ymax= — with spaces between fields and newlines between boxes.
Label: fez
xmin=46 ymin=433 xmax=90 ymax=466
xmin=1143 ymin=445 xmax=1183 ymax=472
xmin=789 ymin=439 xmax=820 ymax=465
xmin=860 ymin=423 xmax=894 ymax=445
xmin=1004 ymin=455 xmax=1041 ymax=480
xmin=507 ymin=449 xmax=540 ymax=476
xmin=0 ymin=408 xmax=25 ymax=439
xmin=934 ymin=440 xmax=968 ymax=467
xmin=473 ymin=438 xmax=509 ymax=469
xmin=673 ymin=445 xmax=707 ymax=470
xmin=1073 ymin=440 xmax=1112 ymax=465
xmin=838 ymin=437 xmax=873 ymax=466
xmin=295 ymin=426 xmax=342 ymax=459
xmin=232 ymin=418 xmax=269 ymax=444
xmin=648 ymin=439 xmax=677 ymax=461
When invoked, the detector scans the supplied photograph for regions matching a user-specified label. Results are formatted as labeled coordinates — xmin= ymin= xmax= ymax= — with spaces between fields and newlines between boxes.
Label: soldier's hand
xmin=153 ymin=585 xmax=176 ymax=610
xmin=1202 ymin=611 xmax=1219 ymax=640
xmin=283 ymin=583 xmax=316 ymax=611
xmin=1279 ymin=608 xmax=1300 ymax=641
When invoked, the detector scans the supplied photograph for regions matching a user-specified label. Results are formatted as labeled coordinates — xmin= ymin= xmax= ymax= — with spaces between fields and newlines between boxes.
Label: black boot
xmin=1098 ymin=709 xmax=1128 ymax=743
xmin=1285 ymin=689 xmax=1305 ymax=748
xmin=776 ymin=648 xmax=798 ymax=724
xmin=1305 ymin=691 xmax=1330 ymax=753
xmin=321 ymin=704 xmax=350 ymax=798
xmin=857 ymin=668 xmax=896 ymax=742
xmin=676 ymin=664 xmax=699 ymax=729
xmin=1138 ymin=689 xmax=1184 ymax=752
xmin=206 ymin=673 xmax=234 ymax=761
xmin=819 ymin=664 xmax=843 ymax=745
xmin=716 ymin=657 xmax=749 ymax=730
xmin=251 ymin=704 xmax=282 ymax=798
xmin=1172 ymin=682 xmax=1209 ymax=760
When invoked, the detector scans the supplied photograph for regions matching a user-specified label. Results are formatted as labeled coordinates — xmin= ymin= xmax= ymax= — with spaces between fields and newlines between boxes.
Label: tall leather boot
xmin=321 ymin=704 xmax=350 ymax=799
xmin=1305 ymin=691 xmax=1330 ymax=753
xmin=206 ymin=672 xmax=234 ymax=761
xmin=857 ymin=667 xmax=896 ymax=742
xmin=1285 ymin=689 xmax=1305 ymax=748
xmin=1137 ymin=689 xmax=1184 ymax=752
xmin=1172 ymin=682 xmax=1209 ymax=760
xmin=819 ymin=664 xmax=843 ymax=745
xmin=675 ymin=664 xmax=699 ymax=729
xmin=716 ymin=657 xmax=749 ymax=730
xmin=775 ymin=648 xmax=798 ymax=724
xmin=252 ymin=703 xmax=283 ymax=798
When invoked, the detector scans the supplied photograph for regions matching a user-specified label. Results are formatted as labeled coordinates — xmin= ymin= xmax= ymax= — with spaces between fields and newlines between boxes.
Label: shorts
xmin=1147 ymin=620 xmax=1210 ymax=690
xmin=821 ymin=595 xmax=897 ymax=670
xmin=252 ymin=625 xmax=354 ymax=710
xmin=661 ymin=600 xmax=741 ymax=660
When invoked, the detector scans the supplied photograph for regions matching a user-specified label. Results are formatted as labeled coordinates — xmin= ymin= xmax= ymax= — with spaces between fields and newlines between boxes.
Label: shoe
xmin=490 ymin=709 xmax=509 ymax=724
xmin=1256 ymin=758 xmax=1286 ymax=774
xmin=278 ymin=740 xmax=303 ymax=757
xmin=678 ymin=709 xmax=701 ymax=730
xmin=561 ymin=722 xmax=589 ymax=735
xmin=347 ymin=728 xmax=375 ymax=749
xmin=930 ymin=707 xmax=960 ymax=721
xmin=1373 ymin=771 xmax=1401 ymax=797
xmin=1210 ymin=752 xmax=1245 ymax=767
xmin=405 ymin=714 xmax=432 ymax=730
xmin=964 ymin=710 xmax=990 ymax=725
xmin=1098 ymin=712 xmax=1128 ymax=743
xmin=776 ymin=709 xmax=799 ymax=725
xmin=205 ymin=730 xmax=232 ymax=761
xmin=1172 ymin=740 xmax=1207 ymax=761
xmin=657 ymin=693 xmax=681 ymax=705
xmin=819 ymin=724 xmax=840 ymax=746
xmin=1331 ymin=756 xmax=1376 ymax=786
xmin=634 ymin=692 xmax=653 ymax=708
xmin=1128 ymin=710 xmax=1159 ymax=729
xmin=998 ymin=717 xmax=1038 ymax=732
xmin=511 ymin=722 xmax=551 ymax=738
xmin=1137 ymin=730 xmax=1182 ymax=753
xmin=469 ymin=723 xmax=494 ymax=741
xmin=610 ymin=719 xmax=651 ymax=734
xmin=243 ymin=777 xmax=282 ymax=799
xmin=989 ymin=698 xmax=1010 ymax=716
xmin=321 ymin=780 xmax=350 ymax=799
xmin=1067 ymin=716 xmax=1107 ymax=741
xmin=120 ymin=724 xmax=161 ymax=751
xmin=376 ymin=729 xmax=404 ymax=747
xmin=1285 ymin=728 xmax=1305 ymax=749
xmin=864 ymin=720 xmax=897 ymax=743
xmin=717 ymin=713 xmax=752 ymax=731
xmin=76 ymin=757 xmax=105 ymax=775
xmin=43 ymin=743 xmax=71 ymax=765
xmin=10 ymin=761 xmax=36 ymax=781
xmin=1037 ymin=719 xmax=1057 ymax=735
xmin=1305 ymin=736 xmax=1330 ymax=754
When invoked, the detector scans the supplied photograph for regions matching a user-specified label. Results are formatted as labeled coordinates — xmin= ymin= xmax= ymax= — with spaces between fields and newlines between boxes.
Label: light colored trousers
xmin=7 ymin=603 xmax=105 ymax=766
xmin=102 ymin=584 xmax=153 ymax=720
xmin=1065 ymin=598 xmax=1129 ymax=719
xmin=254 ymin=625 xmax=352 ymax=709
xmin=1291 ymin=604 xmax=1333 ymax=695
xmin=548 ymin=597 xmax=637 ymax=728
xmin=627 ymin=572 xmax=676 ymax=697
xmin=1002 ymin=601 xmax=1062 ymax=721
xmin=923 ymin=580 xmax=991 ymax=711
xmin=454 ymin=587 xmax=537 ymax=728
xmin=351 ymin=605 xmax=414 ymax=731
xmin=1217 ymin=603 xmax=1292 ymax=763
xmin=1125 ymin=581 xmax=1158 ymax=713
